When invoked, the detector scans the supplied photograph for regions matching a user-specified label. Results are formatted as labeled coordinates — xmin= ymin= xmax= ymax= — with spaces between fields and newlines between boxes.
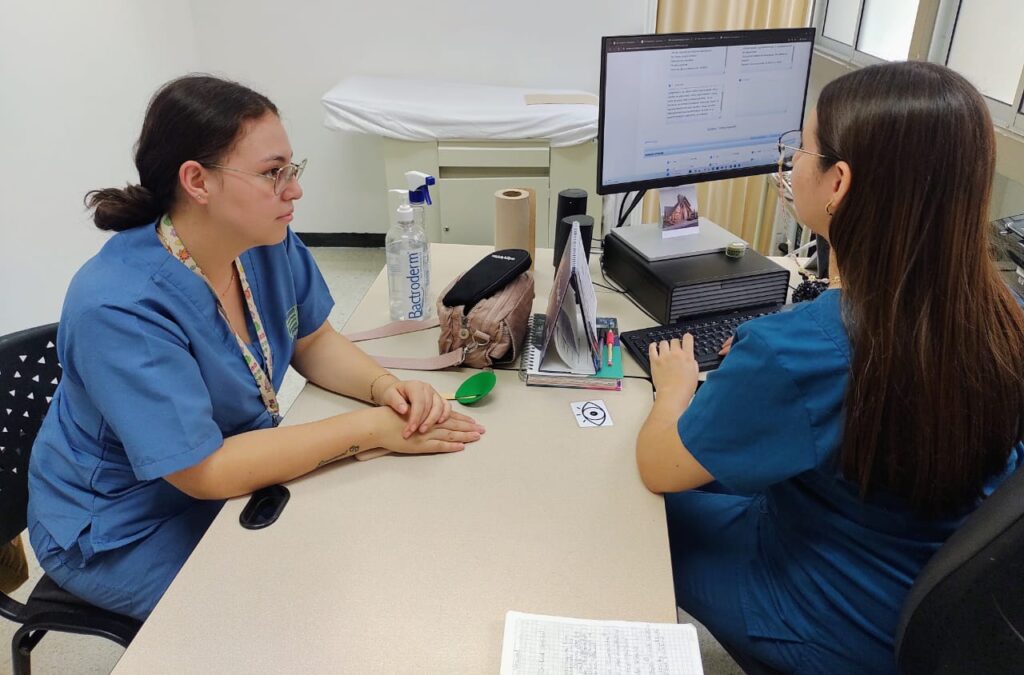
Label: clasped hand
xmin=374 ymin=406 xmax=485 ymax=455
xmin=376 ymin=378 xmax=460 ymax=438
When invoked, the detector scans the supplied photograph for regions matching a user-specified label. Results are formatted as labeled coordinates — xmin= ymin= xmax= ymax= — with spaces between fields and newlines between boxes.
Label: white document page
xmin=568 ymin=226 xmax=601 ymax=360
xmin=500 ymin=611 xmax=704 ymax=675
xmin=551 ymin=285 xmax=597 ymax=374
xmin=539 ymin=222 xmax=601 ymax=374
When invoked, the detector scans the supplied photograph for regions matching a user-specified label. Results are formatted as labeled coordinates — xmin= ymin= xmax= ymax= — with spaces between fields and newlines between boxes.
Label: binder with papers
xmin=521 ymin=314 xmax=622 ymax=390
xmin=520 ymin=222 xmax=622 ymax=389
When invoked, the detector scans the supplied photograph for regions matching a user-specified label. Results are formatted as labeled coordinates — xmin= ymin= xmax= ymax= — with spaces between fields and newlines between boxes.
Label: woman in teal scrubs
xmin=635 ymin=62 xmax=1024 ymax=673
xmin=27 ymin=75 xmax=486 ymax=620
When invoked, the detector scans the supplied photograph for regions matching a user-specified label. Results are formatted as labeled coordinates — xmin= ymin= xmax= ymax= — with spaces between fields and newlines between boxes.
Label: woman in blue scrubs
xmin=27 ymin=75 xmax=486 ymax=620
xmin=635 ymin=62 xmax=1024 ymax=673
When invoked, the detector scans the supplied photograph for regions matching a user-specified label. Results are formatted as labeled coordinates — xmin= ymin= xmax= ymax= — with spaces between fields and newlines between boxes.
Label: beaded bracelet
xmin=792 ymin=279 xmax=830 ymax=303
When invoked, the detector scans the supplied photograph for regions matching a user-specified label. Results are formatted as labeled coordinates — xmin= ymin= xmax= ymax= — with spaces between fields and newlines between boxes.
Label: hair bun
xmin=86 ymin=183 xmax=164 ymax=232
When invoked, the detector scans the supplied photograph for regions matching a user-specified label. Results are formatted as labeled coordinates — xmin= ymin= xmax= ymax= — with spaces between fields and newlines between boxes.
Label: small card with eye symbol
xmin=571 ymin=400 xmax=613 ymax=428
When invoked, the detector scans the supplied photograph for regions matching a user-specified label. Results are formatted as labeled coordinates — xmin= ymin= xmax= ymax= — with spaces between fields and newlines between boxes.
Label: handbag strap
xmin=344 ymin=317 xmax=465 ymax=370
xmin=366 ymin=351 xmax=465 ymax=370
xmin=344 ymin=318 xmax=439 ymax=341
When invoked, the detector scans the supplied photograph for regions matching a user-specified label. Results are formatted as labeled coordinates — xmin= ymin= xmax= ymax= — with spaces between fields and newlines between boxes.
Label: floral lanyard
xmin=157 ymin=214 xmax=281 ymax=425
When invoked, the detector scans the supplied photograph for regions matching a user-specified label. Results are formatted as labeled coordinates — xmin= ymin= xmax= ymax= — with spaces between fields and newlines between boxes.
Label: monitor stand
xmin=607 ymin=218 xmax=740 ymax=262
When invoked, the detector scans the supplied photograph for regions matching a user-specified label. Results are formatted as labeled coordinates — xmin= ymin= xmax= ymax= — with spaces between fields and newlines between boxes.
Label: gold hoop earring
xmin=825 ymin=199 xmax=834 ymax=217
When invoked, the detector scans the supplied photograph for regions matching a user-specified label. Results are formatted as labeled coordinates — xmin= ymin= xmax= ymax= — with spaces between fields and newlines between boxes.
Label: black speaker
xmin=553 ymin=189 xmax=588 ymax=266
xmin=554 ymin=214 xmax=594 ymax=267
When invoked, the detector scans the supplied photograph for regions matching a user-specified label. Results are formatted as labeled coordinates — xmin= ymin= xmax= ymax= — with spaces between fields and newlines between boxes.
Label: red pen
xmin=606 ymin=329 xmax=615 ymax=367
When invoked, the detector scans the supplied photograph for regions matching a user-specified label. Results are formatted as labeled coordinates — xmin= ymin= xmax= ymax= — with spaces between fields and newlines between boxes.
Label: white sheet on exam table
xmin=321 ymin=75 xmax=598 ymax=147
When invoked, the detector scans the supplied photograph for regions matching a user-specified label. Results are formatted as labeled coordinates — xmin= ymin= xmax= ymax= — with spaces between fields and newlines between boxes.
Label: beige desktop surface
xmin=114 ymin=245 xmax=675 ymax=674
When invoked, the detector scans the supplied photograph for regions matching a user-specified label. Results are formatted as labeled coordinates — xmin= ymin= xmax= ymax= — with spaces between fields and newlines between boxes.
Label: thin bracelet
xmin=369 ymin=372 xmax=396 ymax=405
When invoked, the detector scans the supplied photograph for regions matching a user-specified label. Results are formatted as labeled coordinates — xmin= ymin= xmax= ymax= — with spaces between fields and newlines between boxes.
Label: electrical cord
xmin=616 ymin=190 xmax=647 ymax=229
xmin=617 ymin=191 xmax=631 ymax=227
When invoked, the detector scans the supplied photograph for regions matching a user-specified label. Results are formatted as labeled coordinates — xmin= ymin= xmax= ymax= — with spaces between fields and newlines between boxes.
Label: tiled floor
xmin=3 ymin=246 xmax=740 ymax=675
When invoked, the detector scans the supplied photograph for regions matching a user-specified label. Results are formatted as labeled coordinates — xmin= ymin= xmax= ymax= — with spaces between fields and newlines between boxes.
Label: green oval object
xmin=453 ymin=370 xmax=496 ymax=404
xmin=725 ymin=241 xmax=747 ymax=258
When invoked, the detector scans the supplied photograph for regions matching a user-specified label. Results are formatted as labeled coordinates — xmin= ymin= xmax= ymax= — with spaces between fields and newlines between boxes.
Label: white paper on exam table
xmin=321 ymin=76 xmax=597 ymax=147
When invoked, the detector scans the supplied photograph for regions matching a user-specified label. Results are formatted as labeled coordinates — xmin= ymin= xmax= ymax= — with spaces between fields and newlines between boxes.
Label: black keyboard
xmin=620 ymin=304 xmax=782 ymax=375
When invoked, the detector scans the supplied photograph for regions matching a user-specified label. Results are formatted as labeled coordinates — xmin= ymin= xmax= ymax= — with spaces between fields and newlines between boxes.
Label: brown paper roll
xmin=494 ymin=188 xmax=536 ymax=269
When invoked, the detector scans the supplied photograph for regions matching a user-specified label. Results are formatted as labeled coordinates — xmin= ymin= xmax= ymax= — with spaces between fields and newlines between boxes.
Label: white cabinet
xmin=383 ymin=138 xmax=601 ymax=246
xmin=440 ymin=175 xmax=549 ymax=246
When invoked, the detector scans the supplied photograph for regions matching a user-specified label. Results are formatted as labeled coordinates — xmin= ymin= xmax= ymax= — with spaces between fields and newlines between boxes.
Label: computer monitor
xmin=597 ymin=28 xmax=815 ymax=196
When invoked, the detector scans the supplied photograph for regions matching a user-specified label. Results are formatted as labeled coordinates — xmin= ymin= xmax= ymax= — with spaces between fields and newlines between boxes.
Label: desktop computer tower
xmin=602 ymin=230 xmax=791 ymax=325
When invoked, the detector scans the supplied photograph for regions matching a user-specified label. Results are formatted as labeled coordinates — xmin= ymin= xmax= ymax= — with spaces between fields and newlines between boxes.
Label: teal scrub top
xmin=28 ymin=223 xmax=334 ymax=561
xmin=677 ymin=289 xmax=1023 ymax=668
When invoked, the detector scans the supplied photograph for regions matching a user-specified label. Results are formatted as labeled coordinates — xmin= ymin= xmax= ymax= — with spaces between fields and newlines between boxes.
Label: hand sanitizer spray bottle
xmin=385 ymin=188 xmax=432 ymax=321
xmin=404 ymin=170 xmax=436 ymax=235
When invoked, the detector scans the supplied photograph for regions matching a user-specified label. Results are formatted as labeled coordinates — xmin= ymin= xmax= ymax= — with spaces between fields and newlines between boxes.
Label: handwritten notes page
xmin=500 ymin=611 xmax=703 ymax=675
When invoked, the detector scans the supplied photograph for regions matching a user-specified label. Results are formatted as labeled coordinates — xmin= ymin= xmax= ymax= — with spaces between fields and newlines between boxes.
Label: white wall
xmin=0 ymin=1 xmax=200 ymax=335
xmin=189 ymin=1 xmax=648 ymax=236
xmin=1 ymin=0 xmax=646 ymax=335
xmin=992 ymin=173 xmax=1024 ymax=220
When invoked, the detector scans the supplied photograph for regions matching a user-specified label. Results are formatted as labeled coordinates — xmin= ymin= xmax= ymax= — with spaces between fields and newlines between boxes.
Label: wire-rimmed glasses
xmin=777 ymin=130 xmax=842 ymax=204
xmin=204 ymin=158 xmax=307 ymax=195
xmin=777 ymin=130 xmax=835 ymax=171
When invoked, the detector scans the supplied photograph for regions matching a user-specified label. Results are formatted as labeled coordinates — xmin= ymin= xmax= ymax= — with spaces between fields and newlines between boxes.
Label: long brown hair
xmin=819 ymin=62 xmax=1024 ymax=516
xmin=85 ymin=75 xmax=278 ymax=232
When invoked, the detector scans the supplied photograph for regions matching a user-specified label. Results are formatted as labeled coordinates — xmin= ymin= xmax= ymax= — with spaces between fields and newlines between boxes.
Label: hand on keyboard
xmin=648 ymin=334 xmax=700 ymax=410
xmin=618 ymin=304 xmax=781 ymax=376
xmin=651 ymin=333 xmax=733 ymax=358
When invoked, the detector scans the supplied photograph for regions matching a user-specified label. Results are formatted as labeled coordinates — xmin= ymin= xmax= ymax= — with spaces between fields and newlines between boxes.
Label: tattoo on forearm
xmin=317 ymin=445 xmax=360 ymax=468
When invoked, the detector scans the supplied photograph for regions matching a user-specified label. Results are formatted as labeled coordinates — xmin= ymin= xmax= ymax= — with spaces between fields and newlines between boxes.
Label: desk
xmin=332 ymin=245 xmax=801 ymax=380
xmin=114 ymin=245 xmax=676 ymax=674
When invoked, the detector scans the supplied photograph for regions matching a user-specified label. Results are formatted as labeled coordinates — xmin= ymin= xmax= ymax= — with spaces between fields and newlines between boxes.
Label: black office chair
xmin=723 ymin=464 xmax=1024 ymax=675
xmin=895 ymin=465 xmax=1024 ymax=674
xmin=0 ymin=324 xmax=142 ymax=675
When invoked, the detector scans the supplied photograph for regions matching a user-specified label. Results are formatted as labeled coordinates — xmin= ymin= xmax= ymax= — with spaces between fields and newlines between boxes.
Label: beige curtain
xmin=644 ymin=0 xmax=813 ymax=252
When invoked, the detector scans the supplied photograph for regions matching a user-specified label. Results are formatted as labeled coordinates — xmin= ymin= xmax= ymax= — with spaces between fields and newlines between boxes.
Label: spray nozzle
xmin=388 ymin=189 xmax=415 ymax=226
xmin=388 ymin=189 xmax=414 ymax=226
xmin=405 ymin=170 xmax=435 ymax=206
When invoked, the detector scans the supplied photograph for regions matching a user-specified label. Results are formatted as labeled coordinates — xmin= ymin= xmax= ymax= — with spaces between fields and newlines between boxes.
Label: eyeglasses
xmin=777 ymin=130 xmax=835 ymax=171
xmin=203 ymin=158 xmax=307 ymax=195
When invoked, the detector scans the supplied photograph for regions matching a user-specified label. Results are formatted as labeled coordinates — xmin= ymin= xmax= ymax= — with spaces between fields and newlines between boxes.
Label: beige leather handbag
xmin=345 ymin=257 xmax=535 ymax=370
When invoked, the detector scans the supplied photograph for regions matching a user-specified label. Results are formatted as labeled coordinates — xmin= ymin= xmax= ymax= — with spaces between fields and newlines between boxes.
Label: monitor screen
xmin=598 ymin=28 xmax=815 ymax=195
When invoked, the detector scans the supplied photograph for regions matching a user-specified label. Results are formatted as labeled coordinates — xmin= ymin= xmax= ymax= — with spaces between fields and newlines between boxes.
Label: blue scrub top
xmin=677 ymin=289 xmax=1023 ymax=665
xmin=28 ymin=222 xmax=334 ymax=562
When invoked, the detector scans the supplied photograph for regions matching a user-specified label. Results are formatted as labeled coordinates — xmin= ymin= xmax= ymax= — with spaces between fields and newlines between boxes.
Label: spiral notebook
xmin=521 ymin=314 xmax=623 ymax=390
xmin=536 ymin=221 xmax=602 ymax=372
